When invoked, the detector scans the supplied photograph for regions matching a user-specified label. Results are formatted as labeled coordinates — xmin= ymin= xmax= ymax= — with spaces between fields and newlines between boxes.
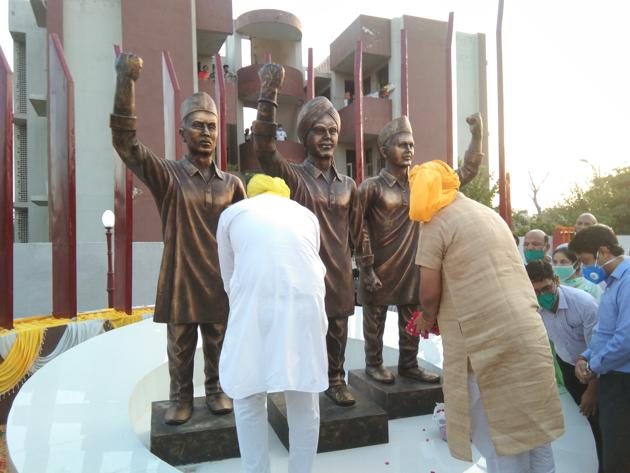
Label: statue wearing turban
xmin=356 ymin=114 xmax=483 ymax=385
xmin=111 ymin=53 xmax=246 ymax=425
xmin=251 ymin=64 xmax=362 ymax=406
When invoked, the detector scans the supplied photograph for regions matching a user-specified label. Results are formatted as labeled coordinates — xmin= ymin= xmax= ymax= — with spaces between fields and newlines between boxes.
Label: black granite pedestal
xmin=267 ymin=387 xmax=389 ymax=453
xmin=348 ymin=365 xmax=443 ymax=419
xmin=150 ymin=397 xmax=240 ymax=465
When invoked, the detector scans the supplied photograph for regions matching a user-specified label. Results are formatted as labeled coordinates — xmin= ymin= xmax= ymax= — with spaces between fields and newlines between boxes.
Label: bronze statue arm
xmin=110 ymin=53 xmax=143 ymax=166
xmin=252 ymin=64 xmax=286 ymax=175
xmin=355 ymin=181 xmax=382 ymax=293
xmin=457 ymin=113 xmax=484 ymax=187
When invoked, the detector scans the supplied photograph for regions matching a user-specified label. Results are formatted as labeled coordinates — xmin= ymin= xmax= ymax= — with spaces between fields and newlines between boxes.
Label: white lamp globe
xmin=101 ymin=210 xmax=115 ymax=229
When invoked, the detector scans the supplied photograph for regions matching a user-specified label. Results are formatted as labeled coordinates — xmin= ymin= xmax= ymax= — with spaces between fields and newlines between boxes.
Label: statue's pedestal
xmin=348 ymin=366 xmax=443 ymax=419
xmin=267 ymin=387 xmax=388 ymax=453
xmin=150 ymin=397 xmax=239 ymax=465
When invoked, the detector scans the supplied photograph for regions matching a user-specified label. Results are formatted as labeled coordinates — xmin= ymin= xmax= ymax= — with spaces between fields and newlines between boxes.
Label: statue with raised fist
xmin=111 ymin=52 xmax=246 ymax=424
xmin=252 ymin=63 xmax=362 ymax=406
xmin=357 ymin=113 xmax=484 ymax=384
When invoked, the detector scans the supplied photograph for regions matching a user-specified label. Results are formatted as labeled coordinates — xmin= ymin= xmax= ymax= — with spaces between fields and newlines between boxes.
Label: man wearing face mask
xmin=570 ymin=224 xmax=630 ymax=473
xmin=526 ymin=260 xmax=602 ymax=472
xmin=552 ymin=244 xmax=602 ymax=301
xmin=524 ymin=229 xmax=551 ymax=263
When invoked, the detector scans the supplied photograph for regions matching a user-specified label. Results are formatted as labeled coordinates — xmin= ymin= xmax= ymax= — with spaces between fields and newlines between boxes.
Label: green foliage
xmin=459 ymin=165 xmax=498 ymax=209
xmin=513 ymin=166 xmax=630 ymax=235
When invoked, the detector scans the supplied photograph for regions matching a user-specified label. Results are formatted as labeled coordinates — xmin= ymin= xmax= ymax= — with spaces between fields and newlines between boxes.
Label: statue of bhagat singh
xmin=110 ymin=53 xmax=246 ymax=424
xmin=252 ymin=63 xmax=362 ymax=406
xmin=357 ymin=114 xmax=484 ymax=384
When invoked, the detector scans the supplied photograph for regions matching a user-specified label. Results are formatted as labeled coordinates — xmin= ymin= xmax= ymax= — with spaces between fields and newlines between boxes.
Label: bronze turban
xmin=377 ymin=115 xmax=413 ymax=148
xmin=180 ymin=92 xmax=217 ymax=123
xmin=296 ymin=97 xmax=341 ymax=144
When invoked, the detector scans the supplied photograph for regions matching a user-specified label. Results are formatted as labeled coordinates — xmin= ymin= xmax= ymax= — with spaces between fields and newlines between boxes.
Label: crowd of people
xmin=522 ymin=215 xmax=629 ymax=473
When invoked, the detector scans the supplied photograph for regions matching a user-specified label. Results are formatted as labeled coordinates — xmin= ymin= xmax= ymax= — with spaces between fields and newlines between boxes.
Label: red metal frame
xmin=113 ymin=44 xmax=133 ymax=314
xmin=496 ymin=0 xmax=508 ymax=223
xmin=354 ymin=41 xmax=364 ymax=184
xmin=162 ymin=49 xmax=182 ymax=161
xmin=214 ymin=53 xmax=228 ymax=171
xmin=0 ymin=46 xmax=13 ymax=329
xmin=400 ymin=29 xmax=409 ymax=118
xmin=445 ymin=12 xmax=454 ymax=168
xmin=307 ymin=48 xmax=314 ymax=101
xmin=48 ymin=33 xmax=77 ymax=318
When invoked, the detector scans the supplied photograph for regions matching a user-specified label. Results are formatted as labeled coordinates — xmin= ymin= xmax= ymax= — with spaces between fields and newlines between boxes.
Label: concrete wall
xmin=63 ymin=0 xmax=122 ymax=242
xmin=9 ymin=0 xmax=49 ymax=242
xmin=13 ymin=242 xmax=163 ymax=318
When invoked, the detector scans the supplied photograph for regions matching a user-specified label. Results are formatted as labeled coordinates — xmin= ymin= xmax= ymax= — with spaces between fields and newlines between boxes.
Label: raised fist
xmin=115 ymin=52 xmax=143 ymax=81
xmin=258 ymin=63 xmax=285 ymax=93
xmin=466 ymin=113 xmax=483 ymax=139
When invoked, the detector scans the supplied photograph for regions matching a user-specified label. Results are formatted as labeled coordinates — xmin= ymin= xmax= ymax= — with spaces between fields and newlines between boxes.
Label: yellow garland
xmin=0 ymin=328 xmax=43 ymax=395
xmin=0 ymin=307 xmax=153 ymax=397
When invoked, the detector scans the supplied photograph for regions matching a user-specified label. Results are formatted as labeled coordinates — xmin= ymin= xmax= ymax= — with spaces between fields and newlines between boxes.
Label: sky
xmin=2 ymin=0 xmax=629 ymax=214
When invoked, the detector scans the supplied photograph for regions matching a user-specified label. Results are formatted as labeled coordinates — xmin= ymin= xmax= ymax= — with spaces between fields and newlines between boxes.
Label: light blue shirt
xmin=582 ymin=257 xmax=630 ymax=374
xmin=539 ymin=285 xmax=598 ymax=365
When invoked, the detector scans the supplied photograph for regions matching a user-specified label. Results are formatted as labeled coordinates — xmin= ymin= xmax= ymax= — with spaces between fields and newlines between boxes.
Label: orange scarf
xmin=408 ymin=160 xmax=460 ymax=222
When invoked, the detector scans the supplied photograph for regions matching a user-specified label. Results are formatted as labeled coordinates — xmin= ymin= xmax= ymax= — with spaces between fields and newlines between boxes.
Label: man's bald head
xmin=524 ymin=229 xmax=550 ymax=253
xmin=575 ymin=213 xmax=597 ymax=232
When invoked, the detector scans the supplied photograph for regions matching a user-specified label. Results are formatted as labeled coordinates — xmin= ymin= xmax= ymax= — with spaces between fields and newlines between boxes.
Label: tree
xmin=460 ymin=165 xmax=498 ymax=209
xmin=528 ymin=171 xmax=549 ymax=216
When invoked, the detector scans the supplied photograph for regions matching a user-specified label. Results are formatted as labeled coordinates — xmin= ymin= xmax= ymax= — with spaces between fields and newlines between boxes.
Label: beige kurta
xmin=416 ymin=193 xmax=564 ymax=461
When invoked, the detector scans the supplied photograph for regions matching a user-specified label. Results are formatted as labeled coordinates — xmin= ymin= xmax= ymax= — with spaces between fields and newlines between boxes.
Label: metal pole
xmin=307 ymin=48 xmax=314 ymax=101
xmin=497 ymin=0 xmax=508 ymax=223
xmin=106 ymin=228 xmax=114 ymax=308
xmin=354 ymin=41 xmax=364 ymax=184
xmin=400 ymin=29 xmax=409 ymax=117
xmin=214 ymin=53 xmax=228 ymax=171
xmin=445 ymin=12 xmax=454 ymax=167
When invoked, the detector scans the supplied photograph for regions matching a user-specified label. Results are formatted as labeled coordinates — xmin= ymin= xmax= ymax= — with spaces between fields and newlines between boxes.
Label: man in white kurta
xmin=217 ymin=175 xmax=328 ymax=473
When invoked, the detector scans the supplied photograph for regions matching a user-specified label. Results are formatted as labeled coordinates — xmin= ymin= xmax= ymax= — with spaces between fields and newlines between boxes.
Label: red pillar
xmin=496 ymin=0 xmax=508 ymax=223
xmin=0 ymin=46 xmax=13 ymax=329
xmin=400 ymin=29 xmax=409 ymax=117
xmin=306 ymin=48 xmax=314 ymax=101
xmin=214 ymin=53 xmax=228 ymax=171
xmin=162 ymin=50 xmax=182 ymax=161
xmin=48 ymin=33 xmax=77 ymax=318
xmin=445 ymin=12 xmax=454 ymax=168
xmin=113 ymin=45 xmax=133 ymax=314
xmin=354 ymin=41 xmax=364 ymax=184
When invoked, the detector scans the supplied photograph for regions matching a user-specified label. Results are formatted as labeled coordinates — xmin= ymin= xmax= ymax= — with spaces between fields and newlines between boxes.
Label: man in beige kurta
xmin=413 ymin=163 xmax=564 ymax=471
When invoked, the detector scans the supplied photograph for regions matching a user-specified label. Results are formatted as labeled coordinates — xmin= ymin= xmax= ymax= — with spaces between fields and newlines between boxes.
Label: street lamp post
xmin=101 ymin=210 xmax=115 ymax=308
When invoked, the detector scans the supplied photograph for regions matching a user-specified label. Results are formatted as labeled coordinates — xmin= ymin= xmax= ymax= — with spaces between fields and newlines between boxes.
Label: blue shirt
xmin=582 ymin=257 xmax=630 ymax=374
xmin=539 ymin=285 xmax=598 ymax=365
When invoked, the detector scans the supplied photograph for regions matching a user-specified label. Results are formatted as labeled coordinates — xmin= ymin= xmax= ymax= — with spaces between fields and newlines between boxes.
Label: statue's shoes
xmin=325 ymin=384 xmax=356 ymax=406
xmin=206 ymin=392 xmax=233 ymax=415
xmin=164 ymin=401 xmax=193 ymax=425
xmin=398 ymin=366 xmax=440 ymax=383
xmin=365 ymin=365 xmax=395 ymax=384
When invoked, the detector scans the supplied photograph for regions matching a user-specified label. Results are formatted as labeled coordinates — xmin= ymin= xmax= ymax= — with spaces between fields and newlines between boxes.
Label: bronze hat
xmin=296 ymin=97 xmax=341 ymax=144
xmin=377 ymin=115 xmax=413 ymax=148
xmin=180 ymin=92 xmax=217 ymax=122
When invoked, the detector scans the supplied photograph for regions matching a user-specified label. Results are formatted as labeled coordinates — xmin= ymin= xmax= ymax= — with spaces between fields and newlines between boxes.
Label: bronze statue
xmin=111 ymin=53 xmax=246 ymax=424
xmin=252 ymin=64 xmax=362 ymax=406
xmin=358 ymin=114 xmax=483 ymax=384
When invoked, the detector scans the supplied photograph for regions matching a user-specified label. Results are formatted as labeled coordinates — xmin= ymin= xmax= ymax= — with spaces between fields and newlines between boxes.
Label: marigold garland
xmin=0 ymin=307 xmax=154 ymax=397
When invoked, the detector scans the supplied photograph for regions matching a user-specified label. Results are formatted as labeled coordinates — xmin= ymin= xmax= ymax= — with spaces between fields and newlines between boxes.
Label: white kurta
xmin=217 ymin=194 xmax=329 ymax=400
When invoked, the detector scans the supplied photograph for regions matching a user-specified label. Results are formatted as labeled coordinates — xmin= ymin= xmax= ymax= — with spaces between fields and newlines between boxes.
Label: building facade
xmin=9 ymin=1 xmax=487 ymax=243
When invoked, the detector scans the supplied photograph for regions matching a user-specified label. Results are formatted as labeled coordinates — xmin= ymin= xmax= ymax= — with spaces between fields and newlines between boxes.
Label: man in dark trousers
xmin=252 ymin=64 xmax=362 ymax=406
xmin=111 ymin=53 xmax=245 ymax=424
xmin=357 ymin=114 xmax=482 ymax=384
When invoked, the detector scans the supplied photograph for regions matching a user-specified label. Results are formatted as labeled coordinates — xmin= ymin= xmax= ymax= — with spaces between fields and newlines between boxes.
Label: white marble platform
xmin=7 ymin=308 xmax=598 ymax=472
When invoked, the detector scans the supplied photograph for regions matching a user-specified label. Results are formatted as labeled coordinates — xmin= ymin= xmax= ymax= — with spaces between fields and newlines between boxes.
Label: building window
xmin=14 ymin=39 xmax=27 ymax=114
xmin=15 ymin=124 xmax=27 ymax=202
xmin=14 ymin=208 xmax=28 ymax=243
xmin=345 ymin=149 xmax=356 ymax=179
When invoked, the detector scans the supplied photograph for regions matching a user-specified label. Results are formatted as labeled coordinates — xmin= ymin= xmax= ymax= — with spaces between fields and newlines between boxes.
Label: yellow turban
xmin=247 ymin=174 xmax=291 ymax=199
xmin=408 ymin=160 xmax=460 ymax=222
